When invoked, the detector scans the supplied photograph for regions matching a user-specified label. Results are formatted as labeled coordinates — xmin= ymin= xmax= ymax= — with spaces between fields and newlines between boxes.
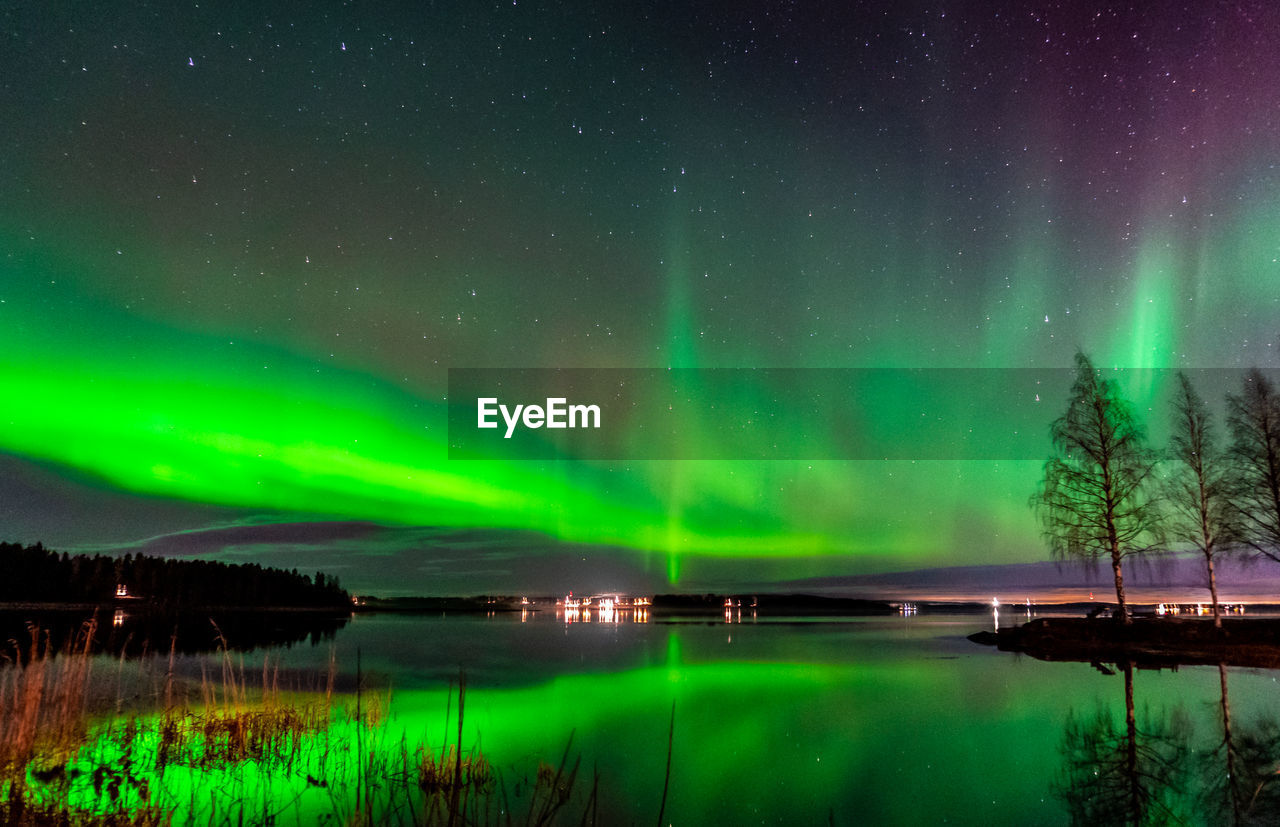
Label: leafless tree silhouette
xmin=1033 ymin=352 xmax=1163 ymax=623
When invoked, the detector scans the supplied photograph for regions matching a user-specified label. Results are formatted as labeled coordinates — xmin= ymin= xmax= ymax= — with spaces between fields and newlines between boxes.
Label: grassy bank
xmin=0 ymin=619 xmax=594 ymax=825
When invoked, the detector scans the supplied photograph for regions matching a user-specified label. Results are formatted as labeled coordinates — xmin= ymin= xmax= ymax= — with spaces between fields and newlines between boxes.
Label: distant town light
xmin=556 ymin=592 xmax=651 ymax=624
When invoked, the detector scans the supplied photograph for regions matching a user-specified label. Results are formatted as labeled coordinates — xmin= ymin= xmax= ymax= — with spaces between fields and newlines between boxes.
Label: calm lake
xmin=213 ymin=608 xmax=1280 ymax=825
xmin=14 ymin=606 xmax=1280 ymax=824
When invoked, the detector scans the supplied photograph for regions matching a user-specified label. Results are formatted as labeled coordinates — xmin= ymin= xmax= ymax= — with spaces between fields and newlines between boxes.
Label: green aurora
xmin=1 ymin=246 xmax=1038 ymax=580
xmin=2 ymin=1 xmax=1279 ymax=589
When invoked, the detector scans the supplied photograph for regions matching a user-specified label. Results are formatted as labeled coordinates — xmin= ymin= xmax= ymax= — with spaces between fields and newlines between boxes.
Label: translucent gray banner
xmin=446 ymin=368 xmax=1276 ymax=460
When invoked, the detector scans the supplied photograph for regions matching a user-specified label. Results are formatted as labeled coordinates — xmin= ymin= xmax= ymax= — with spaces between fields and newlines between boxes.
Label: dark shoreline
xmin=0 ymin=601 xmax=350 ymax=613
xmin=349 ymin=593 xmax=905 ymax=615
xmin=8 ymin=595 xmax=1280 ymax=617
xmin=971 ymin=615 xmax=1280 ymax=669
xmin=351 ymin=594 xmax=1280 ymax=616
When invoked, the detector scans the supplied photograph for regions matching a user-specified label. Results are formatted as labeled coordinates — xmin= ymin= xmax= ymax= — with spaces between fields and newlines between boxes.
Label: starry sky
xmin=1 ymin=1 xmax=1278 ymax=595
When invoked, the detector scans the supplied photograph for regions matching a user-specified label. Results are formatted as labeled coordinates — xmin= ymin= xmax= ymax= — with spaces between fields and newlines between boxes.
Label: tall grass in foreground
xmin=0 ymin=619 xmax=594 ymax=826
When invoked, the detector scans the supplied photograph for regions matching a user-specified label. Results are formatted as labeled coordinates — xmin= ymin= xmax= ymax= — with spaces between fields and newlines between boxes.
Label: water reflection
xmin=556 ymin=600 xmax=650 ymax=624
xmin=0 ymin=608 xmax=350 ymax=660
xmin=1055 ymin=661 xmax=1191 ymax=824
xmin=1056 ymin=660 xmax=1280 ymax=825
xmin=718 ymin=598 xmax=759 ymax=624
xmin=1201 ymin=663 xmax=1280 ymax=823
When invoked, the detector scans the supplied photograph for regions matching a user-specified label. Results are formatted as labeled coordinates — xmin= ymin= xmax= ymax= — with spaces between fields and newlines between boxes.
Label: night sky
xmin=2 ymin=1 xmax=1278 ymax=595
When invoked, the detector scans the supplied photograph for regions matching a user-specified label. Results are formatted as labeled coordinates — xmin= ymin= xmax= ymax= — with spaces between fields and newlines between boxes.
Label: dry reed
xmin=0 ymin=619 xmax=597 ymax=826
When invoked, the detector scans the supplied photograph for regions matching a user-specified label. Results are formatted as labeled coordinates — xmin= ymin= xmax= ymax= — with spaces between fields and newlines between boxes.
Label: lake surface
xmin=13 ymin=606 xmax=1280 ymax=824
xmin=212 ymin=608 xmax=1280 ymax=825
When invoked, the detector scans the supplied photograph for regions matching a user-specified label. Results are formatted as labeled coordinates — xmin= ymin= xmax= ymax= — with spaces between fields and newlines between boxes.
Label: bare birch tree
xmin=1033 ymin=352 xmax=1163 ymax=623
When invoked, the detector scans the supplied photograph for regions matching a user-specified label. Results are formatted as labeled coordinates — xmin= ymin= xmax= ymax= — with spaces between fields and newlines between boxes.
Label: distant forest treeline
xmin=0 ymin=541 xmax=350 ymax=608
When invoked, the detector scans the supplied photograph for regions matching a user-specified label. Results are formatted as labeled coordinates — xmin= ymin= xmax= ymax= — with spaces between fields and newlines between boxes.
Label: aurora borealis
xmin=2 ymin=1 xmax=1279 ymax=593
